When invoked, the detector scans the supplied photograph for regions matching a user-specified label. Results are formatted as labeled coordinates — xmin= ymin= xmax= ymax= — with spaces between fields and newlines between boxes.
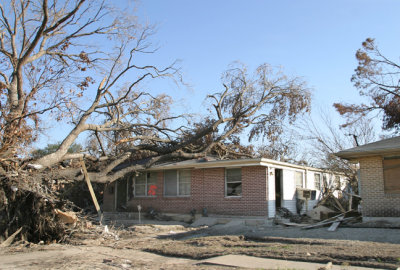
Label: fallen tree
xmin=30 ymin=62 xmax=311 ymax=183
xmin=0 ymin=0 xmax=311 ymax=243
xmin=0 ymin=0 xmax=311 ymax=183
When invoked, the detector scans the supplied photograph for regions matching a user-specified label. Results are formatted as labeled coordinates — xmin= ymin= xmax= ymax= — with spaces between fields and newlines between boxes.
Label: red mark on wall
xmin=148 ymin=185 xmax=157 ymax=196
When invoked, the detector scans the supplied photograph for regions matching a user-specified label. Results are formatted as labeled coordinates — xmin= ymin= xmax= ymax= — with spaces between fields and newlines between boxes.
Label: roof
xmin=146 ymin=156 xmax=334 ymax=173
xmin=335 ymin=136 xmax=400 ymax=160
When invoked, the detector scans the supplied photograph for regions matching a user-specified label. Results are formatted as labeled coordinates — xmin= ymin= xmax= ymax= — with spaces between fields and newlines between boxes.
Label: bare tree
xmin=0 ymin=1 xmax=311 ymax=183
xmin=255 ymin=132 xmax=300 ymax=162
xmin=303 ymin=110 xmax=378 ymax=192
xmin=0 ymin=0 xmax=149 ymax=159
xmin=334 ymin=38 xmax=400 ymax=131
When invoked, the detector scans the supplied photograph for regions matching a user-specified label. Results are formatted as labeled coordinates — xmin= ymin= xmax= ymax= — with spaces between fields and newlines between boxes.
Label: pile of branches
xmin=0 ymin=169 xmax=80 ymax=244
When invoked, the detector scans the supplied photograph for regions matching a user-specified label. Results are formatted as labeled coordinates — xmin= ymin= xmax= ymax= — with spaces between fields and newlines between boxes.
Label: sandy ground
xmin=0 ymin=222 xmax=399 ymax=269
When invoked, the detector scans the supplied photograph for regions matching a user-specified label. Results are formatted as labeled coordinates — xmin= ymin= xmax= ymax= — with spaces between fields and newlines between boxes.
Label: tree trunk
xmin=34 ymin=118 xmax=89 ymax=167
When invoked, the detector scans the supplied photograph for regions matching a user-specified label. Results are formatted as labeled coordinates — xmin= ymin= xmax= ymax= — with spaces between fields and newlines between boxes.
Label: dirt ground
xmin=0 ymin=222 xmax=400 ymax=269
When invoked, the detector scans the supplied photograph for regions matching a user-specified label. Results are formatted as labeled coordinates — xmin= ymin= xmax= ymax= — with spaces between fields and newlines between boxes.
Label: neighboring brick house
xmin=336 ymin=136 xmax=400 ymax=217
xmin=103 ymin=157 xmax=347 ymax=217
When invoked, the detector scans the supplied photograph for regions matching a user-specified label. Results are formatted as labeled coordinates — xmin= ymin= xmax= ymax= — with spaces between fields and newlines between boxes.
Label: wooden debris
xmin=348 ymin=194 xmax=353 ymax=211
xmin=282 ymin=222 xmax=306 ymax=227
xmin=80 ymin=157 xmax=103 ymax=224
xmin=302 ymin=210 xmax=356 ymax=230
xmin=333 ymin=196 xmax=346 ymax=213
xmin=0 ymin=227 xmax=22 ymax=247
xmin=306 ymin=205 xmax=335 ymax=221
xmin=55 ymin=209 xmax=77 ymax=224
xmin=327 ymin=217 xmax=344 ymax=232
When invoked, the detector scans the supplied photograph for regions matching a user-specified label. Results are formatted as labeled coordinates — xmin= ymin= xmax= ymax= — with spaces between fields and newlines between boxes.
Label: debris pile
xmin=0 ymin=165 xmax=104 ymax=245
xmin=146 ymin=207 xmax=172 ymax=221
xmin=277 ymin=188 xmax=362 ymax=231
xmin=303 ymin=211 xmax=361 ymax=231
xmin=0 ymin=173 xmax=67 ymax=243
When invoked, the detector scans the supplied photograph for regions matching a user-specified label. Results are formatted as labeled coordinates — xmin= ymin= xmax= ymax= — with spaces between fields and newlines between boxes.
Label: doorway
xmin=275 ymin=169 xmax=283 ymax=208
xmin=116 ymin=177 xmax=127 ymax=210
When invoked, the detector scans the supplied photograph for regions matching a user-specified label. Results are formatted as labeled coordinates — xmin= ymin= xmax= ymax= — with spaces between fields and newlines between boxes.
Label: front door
xmin=116 ymin=177 xmax=127 ymax=210
xmin=275 ymin=169 xmax=283 ymax=208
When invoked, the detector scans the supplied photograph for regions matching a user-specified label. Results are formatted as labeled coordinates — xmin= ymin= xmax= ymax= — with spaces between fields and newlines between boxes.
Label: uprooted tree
xmin=334 ymin=38 xmax=400 ymax=132
xmin=0 ymin=0 xmax=312 ymax=243
xmin=32 ymin=62 xmax=311 ymax=183
xmin=0 ymin=0 xmax=311 ymax=183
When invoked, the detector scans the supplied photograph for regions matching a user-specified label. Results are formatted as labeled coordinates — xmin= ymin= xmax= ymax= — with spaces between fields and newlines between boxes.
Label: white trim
xmin=147 ymin=157 xmax=346 ymax=176
xmin=294 ymin=171 xmax=304 ymax=188
xmin=314 ymin=172 xmax=322 ymax=190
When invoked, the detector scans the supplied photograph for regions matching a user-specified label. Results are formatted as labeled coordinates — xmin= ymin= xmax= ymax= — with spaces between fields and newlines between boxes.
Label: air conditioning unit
xmin=296 ymin=188 xmax=312 ymax=200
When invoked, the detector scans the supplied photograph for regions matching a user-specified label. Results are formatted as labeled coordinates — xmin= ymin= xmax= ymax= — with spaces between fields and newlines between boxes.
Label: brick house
xmin=336 ymin=136 xmax=400 ymax=217
xmin=103 ymin=157 xmax=347 ymax=217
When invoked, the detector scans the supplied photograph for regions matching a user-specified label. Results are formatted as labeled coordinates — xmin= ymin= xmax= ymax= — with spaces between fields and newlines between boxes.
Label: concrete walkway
xmin=198 ymin=255 xmax=383 ymax=269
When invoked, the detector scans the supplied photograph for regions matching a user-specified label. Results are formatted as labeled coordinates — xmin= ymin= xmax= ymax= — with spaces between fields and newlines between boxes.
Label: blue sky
xmin=132 ymin=0 xmax=400 ymax=111
xmin=37 ymin=0 xmax=400 ymax=149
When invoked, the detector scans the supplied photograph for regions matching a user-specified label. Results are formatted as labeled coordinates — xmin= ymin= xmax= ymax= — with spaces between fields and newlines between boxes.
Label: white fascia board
xmin=260 ymin=158 xmax=345 ymax=175
xmin=145 ymin=157 xmax=344 ymax=175
xmin=260 ymin=158 xmax=313 ymax=171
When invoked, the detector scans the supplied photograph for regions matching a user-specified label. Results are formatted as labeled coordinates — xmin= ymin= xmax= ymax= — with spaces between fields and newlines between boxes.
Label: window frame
xmin=314 ymin=173 xmax=321 ymax=190
xmin=134 ymin=172 xmax=158 ymax=197
xmin=225 ymin=168 xmax=242 ymax=197
xmin=163 ymin=169 xmax=192 ymax=197
xmin=383 ymin=157 xmax=400 ymax=194
xmin=334 ymin=175 xmax=341 ymax=189
xmin=295 ymin=171 xmax=304 ymax=188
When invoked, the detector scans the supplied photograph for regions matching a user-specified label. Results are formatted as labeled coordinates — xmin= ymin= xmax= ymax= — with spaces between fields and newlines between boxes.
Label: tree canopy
xmin=334 ymin=38 xmax=400 ymax=132
xmin=0 ymin=0 xmax=311 ymax=183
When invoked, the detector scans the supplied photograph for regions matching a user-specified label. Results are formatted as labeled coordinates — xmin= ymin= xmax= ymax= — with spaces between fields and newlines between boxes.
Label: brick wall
xmin=120 ymin=166 xmax=268 ymax=216
xmin=359 ymin=156 xmax=400 ymax=217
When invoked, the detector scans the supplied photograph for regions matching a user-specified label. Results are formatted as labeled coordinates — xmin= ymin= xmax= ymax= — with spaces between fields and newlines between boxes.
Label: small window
xmin=134 ymin=172 xmax=157 ymax=197
xmin=383 ymin=158 xmax=400 ymax=193
xmin=334 ymin=176 xmax=340 ymax=189
xmin=295 ymin=171 xmax=303 ymax=188
xmin=322 ymin=174 xmax=327 ymax=188
xmin=226 ymin=168 xmax=242 ymax=197
xmin=179 ymin=170 xmax=191 ymax=196
xmin=164 ymin=170 xmax=191 ymax=196
xmin=314 ymin=173 xmax=321 ymax=190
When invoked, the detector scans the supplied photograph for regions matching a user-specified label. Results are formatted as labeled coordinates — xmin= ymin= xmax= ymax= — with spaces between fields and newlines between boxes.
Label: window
xmin=226 ymin=168 xmax=242 ymax=197
xmin=323 ymin=174 xmax=327 ymax=187
xmin=134 ymin=172 xmax=157 ymax=197
xmin=383 ymin=158 xmax=400 ymax=193
xmin=334 ymin=176 xmax=340 ymax=189
xmin=295 ymin=171 xmax=303 ymax=188
xmin=314 ymin=173 xmax=321 ymax=190
xmin=164 ymin=170 xmax=191 ymax=196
